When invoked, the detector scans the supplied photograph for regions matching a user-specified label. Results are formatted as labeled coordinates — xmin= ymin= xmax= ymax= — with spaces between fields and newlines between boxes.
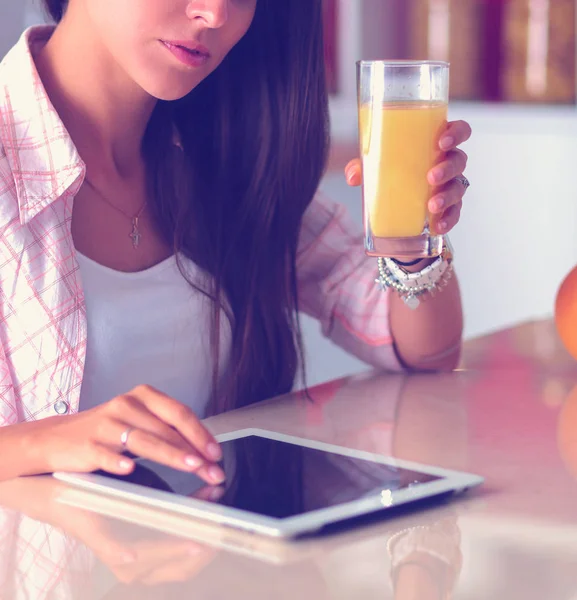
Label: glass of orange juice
xmin=357 ymin=60 xmax=449 ymax=259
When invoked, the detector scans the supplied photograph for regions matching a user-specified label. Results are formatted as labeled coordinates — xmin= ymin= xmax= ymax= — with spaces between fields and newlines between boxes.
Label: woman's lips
xmin=161 ymin=40 xmax=210 ymax=67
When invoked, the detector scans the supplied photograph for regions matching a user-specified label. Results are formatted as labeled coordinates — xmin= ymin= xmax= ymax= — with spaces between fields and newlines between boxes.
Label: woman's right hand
xmin=15 ymin=385 xmax=225 ymax=484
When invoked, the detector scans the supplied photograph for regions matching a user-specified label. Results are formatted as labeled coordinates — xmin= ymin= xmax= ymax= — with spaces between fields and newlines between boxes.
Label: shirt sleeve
xmin=296 ymin=192 xmax=403 ymax=371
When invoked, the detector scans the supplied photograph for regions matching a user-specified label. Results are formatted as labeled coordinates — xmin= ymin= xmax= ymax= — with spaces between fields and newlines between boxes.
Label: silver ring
xmin=120 ymin=426 xmax=135 ymax=449
xmin=455 ymin=175 xmax=470 ymax=190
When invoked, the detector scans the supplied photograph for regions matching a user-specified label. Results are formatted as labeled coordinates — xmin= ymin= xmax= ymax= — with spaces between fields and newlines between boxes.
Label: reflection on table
xmin=0 ymin=319 xmax=575 ymax=599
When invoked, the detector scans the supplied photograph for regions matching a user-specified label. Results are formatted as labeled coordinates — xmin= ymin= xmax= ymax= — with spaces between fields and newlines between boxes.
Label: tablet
xmin=53 ymin=428 xmax=483 ymax=538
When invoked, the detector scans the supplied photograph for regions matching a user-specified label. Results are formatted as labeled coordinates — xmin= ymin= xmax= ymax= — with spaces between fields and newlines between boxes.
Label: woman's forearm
xmin=0 ymin=422 xmax=46 ymax=481
xmin=389 ymin=274 xmax=463 ymax=371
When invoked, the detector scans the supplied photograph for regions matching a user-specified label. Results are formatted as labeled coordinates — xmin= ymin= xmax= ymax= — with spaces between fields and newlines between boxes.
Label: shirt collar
xmin=0 ymin=26 xmax=85 ymax=224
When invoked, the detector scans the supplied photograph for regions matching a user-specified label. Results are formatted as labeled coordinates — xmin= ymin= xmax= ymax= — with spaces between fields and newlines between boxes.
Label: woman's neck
xmin=35 ymin=8 xmax=157 ymax=180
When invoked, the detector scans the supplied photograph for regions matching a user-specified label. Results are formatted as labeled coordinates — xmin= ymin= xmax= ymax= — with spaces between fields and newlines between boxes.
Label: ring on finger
xmin=455 ymin=175 xmax=470 ymax=190
xmin=120 ymin=426 xmax=135 ymax=449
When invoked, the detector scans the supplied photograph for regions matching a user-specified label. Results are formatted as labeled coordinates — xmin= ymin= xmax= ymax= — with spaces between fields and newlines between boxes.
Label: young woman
xmin=0 ymin=0 xmax=471 ymax=483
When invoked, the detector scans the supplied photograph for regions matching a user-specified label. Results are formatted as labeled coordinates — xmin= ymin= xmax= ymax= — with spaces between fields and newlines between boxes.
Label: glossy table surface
xmin=1 ymin=319 xmax=577 ymax=599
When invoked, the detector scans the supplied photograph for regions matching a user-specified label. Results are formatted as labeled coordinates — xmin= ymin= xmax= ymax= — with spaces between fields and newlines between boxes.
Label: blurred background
xmin=2 ymin=0 xmax=577 ymax=385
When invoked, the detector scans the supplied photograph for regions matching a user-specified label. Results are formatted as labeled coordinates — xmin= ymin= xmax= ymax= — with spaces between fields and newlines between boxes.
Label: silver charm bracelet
xmin=375 ymin=238 xmax=454 ymax=309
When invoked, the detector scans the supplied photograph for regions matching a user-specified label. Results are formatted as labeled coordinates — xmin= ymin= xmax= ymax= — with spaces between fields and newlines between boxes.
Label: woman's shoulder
xmin=0 ymin=29 xmax=37 ymax=214
xmin=0 ymin=27 xmax=84 ymax=231
xmin=0 ymin=27 xmax=56 ymax=128
xmin=0 ymin=53 xmax=28 ymax=228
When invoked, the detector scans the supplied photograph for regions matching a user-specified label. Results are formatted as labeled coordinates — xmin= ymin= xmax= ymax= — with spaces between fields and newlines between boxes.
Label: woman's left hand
xmin=344 ymin=120 xmax=472 ymax=235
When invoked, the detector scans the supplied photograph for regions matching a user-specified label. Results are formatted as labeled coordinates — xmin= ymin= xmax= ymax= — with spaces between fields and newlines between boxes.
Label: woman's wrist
xmin=389 ymin=257 xmax=436 ymax=273
xmin=378 ymin=238 xmax=455 ymax=309
xmin=0 ymin=421 xmax=51 ymax=481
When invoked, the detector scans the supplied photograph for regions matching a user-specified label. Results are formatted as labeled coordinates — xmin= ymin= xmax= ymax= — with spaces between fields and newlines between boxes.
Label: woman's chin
xmin=139 ymin=72 xmax=206 ymax=102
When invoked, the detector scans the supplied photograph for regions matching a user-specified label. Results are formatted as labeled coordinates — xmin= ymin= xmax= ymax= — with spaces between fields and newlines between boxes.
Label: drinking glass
xmin=357 ymin=60 xmax=450 ymax=259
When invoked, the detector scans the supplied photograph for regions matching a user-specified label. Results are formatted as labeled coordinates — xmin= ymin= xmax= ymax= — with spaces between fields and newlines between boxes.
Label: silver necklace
xmin=84 ymin=179 xmax=147 ymax=249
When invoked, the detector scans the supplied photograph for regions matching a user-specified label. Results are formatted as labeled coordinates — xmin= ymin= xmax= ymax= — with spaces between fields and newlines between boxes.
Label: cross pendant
xmin=129 ymin=217 xmax=142 ymax=249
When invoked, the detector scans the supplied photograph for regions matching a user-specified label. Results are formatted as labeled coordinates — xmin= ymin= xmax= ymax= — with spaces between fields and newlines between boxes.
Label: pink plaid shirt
xmin=0 ymin=27 xmax=399 ymax=429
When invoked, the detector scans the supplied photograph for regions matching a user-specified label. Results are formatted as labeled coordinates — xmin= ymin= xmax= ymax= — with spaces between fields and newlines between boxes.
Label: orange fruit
xmin=555 ymin=266 xmax=577 ymax=360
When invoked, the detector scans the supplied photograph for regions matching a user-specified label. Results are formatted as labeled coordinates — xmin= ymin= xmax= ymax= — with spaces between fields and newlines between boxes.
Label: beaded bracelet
xmin=375 ymin=239 xmax=454 ymax=309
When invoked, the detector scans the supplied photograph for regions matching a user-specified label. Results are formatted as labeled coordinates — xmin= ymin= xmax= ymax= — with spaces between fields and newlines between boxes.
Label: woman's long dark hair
xmin=43 ymin=1 xmax=330 ymax=415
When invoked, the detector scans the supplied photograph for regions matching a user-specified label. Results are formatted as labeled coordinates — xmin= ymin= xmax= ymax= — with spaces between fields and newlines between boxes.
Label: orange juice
xmin=359 ymin=101 xmax=448 ymax=238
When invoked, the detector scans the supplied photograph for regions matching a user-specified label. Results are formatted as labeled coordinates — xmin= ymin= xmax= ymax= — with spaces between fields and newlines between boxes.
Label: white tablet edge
xmin=54 ymin=427 xmax=483 ymax=538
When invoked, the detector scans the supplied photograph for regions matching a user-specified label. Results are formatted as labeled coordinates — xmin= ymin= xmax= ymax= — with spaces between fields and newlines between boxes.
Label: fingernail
xmin=434 ymin=197 xmax=445 ymax=212
xmin=119 ymin=459 xmax=133 ymax=470
xmin=185 ymin=455 xmax=203 ymax=469
xmin=210 ymin=486 xmax=223 ymax=501
xmin=346 ymin=170 xmax=355 ymax=185
xmin=440 ymin=136 xmax=454 ymax=150
xmin=438 ymin=220 xmax=448 ymax=231
xmin=209 ymin=465 xmax=225 ymax=484
xmin=431 ymin=167 xmax=444 ymax=183
xmin=206 ymin=443 xmax=222 ymax=462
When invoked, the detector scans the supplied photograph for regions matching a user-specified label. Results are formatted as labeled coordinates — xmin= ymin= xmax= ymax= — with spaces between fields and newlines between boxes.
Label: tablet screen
xmin=96 ymin=435 xmax=442 ymax=519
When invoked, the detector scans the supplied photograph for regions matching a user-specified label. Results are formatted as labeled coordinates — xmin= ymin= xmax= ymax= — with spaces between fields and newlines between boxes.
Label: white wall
xmin=24 ymin=1 xmax=48 ymax=28
xmin=0 ymin=0 xmax=46 ymax=60
xmin=446 ymin=103 xmax=577 ymax=338
xmin=0 ymin=2 xmax=25 ymax=58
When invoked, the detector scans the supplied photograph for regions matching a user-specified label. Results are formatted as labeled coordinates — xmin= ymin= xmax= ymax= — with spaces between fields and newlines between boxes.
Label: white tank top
xmin=76 ymin=252 xmax=230 ymax=417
